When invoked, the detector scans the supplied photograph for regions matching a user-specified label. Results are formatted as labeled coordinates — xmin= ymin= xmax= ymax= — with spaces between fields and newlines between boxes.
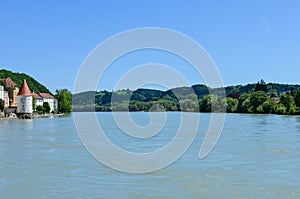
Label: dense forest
xmin=72 ymin=80 xmax=300 ymax=115
xmin=0 ymin=69 xmax=52 ymax=94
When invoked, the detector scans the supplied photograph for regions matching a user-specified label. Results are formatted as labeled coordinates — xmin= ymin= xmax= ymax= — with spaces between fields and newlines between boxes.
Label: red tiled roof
xmin=32 ymin=93 xmax=42 ymax=99
xmin=18 ymin=80 xmax=32 ymax=96
xmin=0 ymin=78 xmax=18 ymax=89
xmin=39 ymin=93 xmax=54 ymax=98
xmin=32 ymin=92 xmax=55 ymax=99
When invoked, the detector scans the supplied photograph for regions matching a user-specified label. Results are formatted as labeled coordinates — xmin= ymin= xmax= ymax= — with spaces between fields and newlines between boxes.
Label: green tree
xmin=249 ymin=91 xmax=268 ymax=113
xmin=254 ymin=79 xmax=267 ymax=92
xmin=55 ymin=89 xmax=72 ymax=113
xmin=241 ymin=98 xmax=251 ymax=113
xmin=180 ymin=94 xmax=199 ymax=112
xmin=274 ymin=104 xmax=287 ymax=115
xmin=288 ymin=104 xmax=297 ymax=115
xmin=295 ymin=88 xmax=300 ymax=107
xmin=32 ymin=97 xmax=36 ymax=111
xmin=237 ymin=94 xmax=250 ymax=113
xmin=223 ymin=97 xmax=238 ymax=113
xmin=129 ymin=101 xmax=140 ymax=111
xmin=180 ymin=99 xmax=198 ymax=112
xmin=280 ymin=93 xmax=295 ymax=113
xmin=290 ymin=87 xmax=295 ymax=97
xmin=36 ymin=105 xmax=46 ymax=114
xmin=199 ymin=94 xmax=221 ymax=112
xmin=157 ymin=99 xmax=178 ymax=111
xmin=43 ymin=102 xmax=51 ymax=113
xmin=262 ymin=99 xmax=276 ymax=114
xmin=0 ymin=99 xmax=4 ymax=111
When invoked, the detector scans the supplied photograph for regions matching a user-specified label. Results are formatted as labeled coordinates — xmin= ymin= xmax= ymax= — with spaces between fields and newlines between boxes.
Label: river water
xmin=1 ymin=113 xmax=300 ymax=199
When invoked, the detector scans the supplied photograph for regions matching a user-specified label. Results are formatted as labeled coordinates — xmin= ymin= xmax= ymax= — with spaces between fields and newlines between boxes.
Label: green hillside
xmin=72 ymin=81 xmax=300 ymax=113
xmin=0 ymin=69 xmax=52 ymax=94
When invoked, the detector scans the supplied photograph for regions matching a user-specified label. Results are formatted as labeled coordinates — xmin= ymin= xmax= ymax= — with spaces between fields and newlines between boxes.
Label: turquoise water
xmin=1 ymin=113 xmax=300 ymax=198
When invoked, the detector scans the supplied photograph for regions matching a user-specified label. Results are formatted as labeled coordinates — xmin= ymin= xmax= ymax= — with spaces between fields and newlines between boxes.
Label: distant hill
xmin=72 ymin=81 xmax=300 ymax=112
xmin=0 ymin=69 xmax=52 ymax=94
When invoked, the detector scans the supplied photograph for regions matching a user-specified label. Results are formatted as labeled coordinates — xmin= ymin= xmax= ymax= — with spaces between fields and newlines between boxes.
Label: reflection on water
xmin=0 ymin=113 xmax=300 ymax=199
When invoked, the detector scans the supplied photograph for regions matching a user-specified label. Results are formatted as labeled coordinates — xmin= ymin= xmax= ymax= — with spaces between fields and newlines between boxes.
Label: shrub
xmin=36 ymin=105 xmax=46 ymax=114
xmin=274 ymin=104 xmax=287 ymax=115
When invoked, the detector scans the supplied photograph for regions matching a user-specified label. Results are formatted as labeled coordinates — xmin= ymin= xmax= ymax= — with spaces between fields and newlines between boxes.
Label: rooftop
xmin=39 ymin=93 xmax=54 ymax=99
xmin=0 ymin=77 xmax=18 ymax=89
xmin=18 ymin=80 xmax=32 ymax=96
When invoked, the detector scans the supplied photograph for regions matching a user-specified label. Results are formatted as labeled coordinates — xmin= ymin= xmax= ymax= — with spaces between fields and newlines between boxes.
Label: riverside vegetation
xmin=73 ymin=80 xmax=300 ymax=115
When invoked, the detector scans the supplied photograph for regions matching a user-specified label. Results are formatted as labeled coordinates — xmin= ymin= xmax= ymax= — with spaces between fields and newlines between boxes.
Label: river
xmin=1 ymin=113 xmax=300 ymax=198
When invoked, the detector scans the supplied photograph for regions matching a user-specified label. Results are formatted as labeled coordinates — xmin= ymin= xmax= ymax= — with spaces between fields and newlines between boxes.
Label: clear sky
xmin=0 ymin=0 xmax=299 ymax=93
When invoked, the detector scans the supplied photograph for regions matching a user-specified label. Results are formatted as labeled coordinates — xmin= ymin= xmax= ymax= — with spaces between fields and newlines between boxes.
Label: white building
xmin=1 ymin=85 xmax=10 ymax=109
xmin=4 ymin=91 xmax=9 ymax=108
xmin=0 ymin=85 xmax=4 ymax=101
xmin=39 ymin=93 xmax=57 ymax=112
xmin=17 ymin=80 xmax=33 ymax=114
xmin=32 ymin=93 xmax=43 ymax=107
xmin=32 ymin=92 xmax=58 ymax=112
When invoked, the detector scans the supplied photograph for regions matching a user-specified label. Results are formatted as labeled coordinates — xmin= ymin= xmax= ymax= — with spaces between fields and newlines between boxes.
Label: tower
xmin=17 ymin=80 xmax=33 ymax=114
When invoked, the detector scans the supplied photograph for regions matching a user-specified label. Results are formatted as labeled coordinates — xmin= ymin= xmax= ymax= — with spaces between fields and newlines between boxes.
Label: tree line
xmin=72 ymin=80 xmax=300 ymax=115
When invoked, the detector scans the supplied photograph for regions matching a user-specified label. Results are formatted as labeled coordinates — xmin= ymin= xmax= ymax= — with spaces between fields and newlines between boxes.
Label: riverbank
xmin=33 ymin=113 xmax=69 ymax=118
xmin=0 ymin=112 xmax=70 ymax=119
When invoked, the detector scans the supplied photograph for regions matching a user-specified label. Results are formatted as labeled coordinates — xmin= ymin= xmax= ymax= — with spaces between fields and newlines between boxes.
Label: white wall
xmin=17 ymin=96 xmax=33 ymax=114
xmin=54 ymin=99 xmax=58 ymax=110
xmin=0 ymin=85 xmax=4 ymax=101
xmin=33 ymin=96 xmax=58 ymax=112
xmin=43 ymin=98 xmax=55 ymax=112
xmin=35 ymin=99 xmax=43 ymax=107
xmin=4 ymin=91 xmax=9 ymax=108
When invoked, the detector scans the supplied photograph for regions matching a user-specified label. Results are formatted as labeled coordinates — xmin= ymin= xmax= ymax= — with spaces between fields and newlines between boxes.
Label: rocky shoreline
xmin=0 ymin=112 xmax=69 ymax=119
xmin=33 ymin=113 xmax=67 ymax=118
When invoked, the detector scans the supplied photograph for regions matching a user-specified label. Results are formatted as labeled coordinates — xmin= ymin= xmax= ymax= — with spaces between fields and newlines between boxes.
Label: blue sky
xmin=0 ymin=1 xmax=299 ymax=92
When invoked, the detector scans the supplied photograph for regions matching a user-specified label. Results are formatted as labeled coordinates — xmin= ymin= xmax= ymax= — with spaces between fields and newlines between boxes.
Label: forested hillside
xmin=0 ymin=69 xmax=52 ymax=94
xmin=72 ymin=80 xmax=300 ymax=114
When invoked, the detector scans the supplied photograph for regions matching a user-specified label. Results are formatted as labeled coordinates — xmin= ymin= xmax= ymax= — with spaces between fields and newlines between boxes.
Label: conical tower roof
xmin=18 ymin=79 xmax=32 ymax=96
